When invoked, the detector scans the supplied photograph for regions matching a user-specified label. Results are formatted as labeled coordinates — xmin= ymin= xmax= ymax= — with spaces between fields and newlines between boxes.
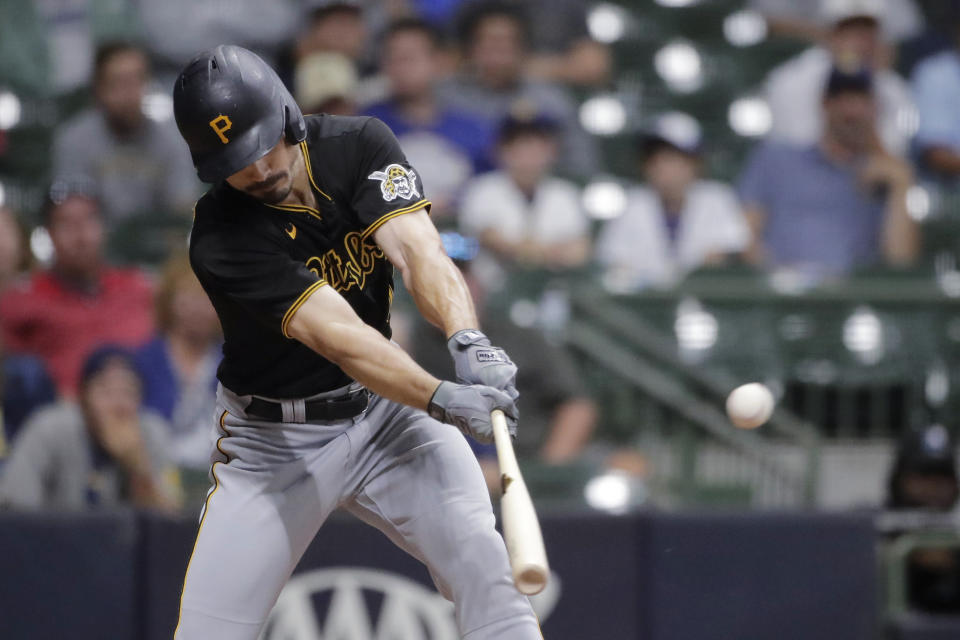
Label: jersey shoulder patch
xmin=367 ymin=164 xmax=420 ymax=202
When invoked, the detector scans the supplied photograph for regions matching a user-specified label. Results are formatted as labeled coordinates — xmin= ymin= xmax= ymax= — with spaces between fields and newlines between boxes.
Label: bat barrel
xmin=515 ymin=564 xmax=549 ymax=596
xmin=491 ymin=409 xmax=550 ymax=596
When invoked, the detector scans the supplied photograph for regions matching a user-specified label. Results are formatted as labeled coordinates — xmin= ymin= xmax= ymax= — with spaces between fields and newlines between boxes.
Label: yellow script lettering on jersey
xmin=305 ymin=231 xmax=384 ymax=293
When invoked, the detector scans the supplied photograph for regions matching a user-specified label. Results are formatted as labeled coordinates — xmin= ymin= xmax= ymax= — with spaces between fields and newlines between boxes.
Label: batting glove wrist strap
xmin=427 ymin=382 xmax=451 ymax=423
xmin=446 ymin=330 xmax=519 ymax=400
xmin=447 ymin=329 xmax=490 ymax=350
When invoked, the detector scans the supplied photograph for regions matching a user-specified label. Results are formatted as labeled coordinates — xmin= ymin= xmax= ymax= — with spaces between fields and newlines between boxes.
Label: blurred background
xmin=2 ymin=0 xmax=960 ymax=638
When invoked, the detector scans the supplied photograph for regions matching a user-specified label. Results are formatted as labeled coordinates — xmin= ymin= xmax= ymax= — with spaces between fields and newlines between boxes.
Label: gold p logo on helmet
xmin=209 ymin=115 xmax=233 ymax=144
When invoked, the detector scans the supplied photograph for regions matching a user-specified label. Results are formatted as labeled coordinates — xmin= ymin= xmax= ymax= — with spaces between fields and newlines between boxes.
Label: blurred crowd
xmin=1 ymin=0 xmax=960 ymax=513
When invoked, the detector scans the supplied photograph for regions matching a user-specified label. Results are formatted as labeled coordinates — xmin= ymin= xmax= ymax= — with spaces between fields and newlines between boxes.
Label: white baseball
xmin=726 ymin=383 xmax=774 ymax=429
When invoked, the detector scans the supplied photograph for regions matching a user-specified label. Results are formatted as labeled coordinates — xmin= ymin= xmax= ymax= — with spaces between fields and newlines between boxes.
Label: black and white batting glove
xmin=428 ymin=381 xmax=518 ymax=444
xmin=447 ymin=329 xmax=519 ymax=400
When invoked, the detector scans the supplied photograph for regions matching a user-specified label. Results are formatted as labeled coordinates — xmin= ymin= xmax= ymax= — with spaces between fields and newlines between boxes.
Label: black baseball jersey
xmin=189 ymin=115 xmax=430 ymax=398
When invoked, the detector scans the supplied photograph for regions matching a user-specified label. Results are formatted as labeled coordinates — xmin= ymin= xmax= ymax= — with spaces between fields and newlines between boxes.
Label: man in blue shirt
xmin=739 ymin=67 xmax=919 ymax=276
xmin=363 ymin=18 xmax=493 ymax=226
xmin=911 ymin=17 xmax=960 ymax=179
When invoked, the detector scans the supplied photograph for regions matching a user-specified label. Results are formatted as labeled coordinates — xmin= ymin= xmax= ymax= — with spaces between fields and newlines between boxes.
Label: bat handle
xmin=491 ymin=409 xmax=517 ymax=470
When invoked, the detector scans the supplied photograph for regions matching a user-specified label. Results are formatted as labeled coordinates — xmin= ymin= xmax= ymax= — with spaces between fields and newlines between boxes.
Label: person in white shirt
xmin=763 ymin=0 xmax=916 ymax=157
xmin=597 ymin=113 xmax=751 ymax=290
xmin=459 ymin=108 xmax=590 ymax=287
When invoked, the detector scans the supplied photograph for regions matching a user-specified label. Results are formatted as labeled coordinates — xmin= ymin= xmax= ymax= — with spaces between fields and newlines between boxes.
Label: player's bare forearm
xmin=373 ymin=210 xmax=478 ymax=338
xmin=287 ymin=284 xmax=441 ymax=410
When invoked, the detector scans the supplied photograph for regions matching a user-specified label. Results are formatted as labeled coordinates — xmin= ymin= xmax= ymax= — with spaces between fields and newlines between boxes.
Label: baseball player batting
xmin=171 ymin=45 xmax=543 ymax=639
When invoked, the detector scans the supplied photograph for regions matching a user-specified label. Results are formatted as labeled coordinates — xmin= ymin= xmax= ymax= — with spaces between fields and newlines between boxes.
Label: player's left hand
xmin=447 ymin=329 xmax=519 ymax=400
xmin=427 ymin=381 xmax=518 ymax=444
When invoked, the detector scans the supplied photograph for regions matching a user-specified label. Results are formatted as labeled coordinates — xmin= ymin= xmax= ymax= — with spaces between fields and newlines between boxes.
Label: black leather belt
xmin=245 ymin=389 xmax=369 ymax=422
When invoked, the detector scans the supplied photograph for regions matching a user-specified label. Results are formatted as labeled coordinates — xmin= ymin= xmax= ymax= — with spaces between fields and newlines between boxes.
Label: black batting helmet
xmin=173 ymin=45 xmax=306 ymax=183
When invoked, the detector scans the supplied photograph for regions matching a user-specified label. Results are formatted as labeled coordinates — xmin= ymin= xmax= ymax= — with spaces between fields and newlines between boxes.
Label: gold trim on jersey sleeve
xmin=281 ymin=279 xmax=329 ymax=338
xmin=361 ymin=199 xmax=431 ymax=241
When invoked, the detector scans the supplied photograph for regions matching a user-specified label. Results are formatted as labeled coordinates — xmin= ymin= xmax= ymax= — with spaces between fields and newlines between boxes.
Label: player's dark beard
xmin=247 ymin=172 xmax=292 ymax=204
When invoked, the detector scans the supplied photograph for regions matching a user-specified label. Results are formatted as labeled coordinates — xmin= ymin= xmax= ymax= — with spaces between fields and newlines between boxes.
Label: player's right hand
xmin=427 ymin=381 xmax=518 ymax=444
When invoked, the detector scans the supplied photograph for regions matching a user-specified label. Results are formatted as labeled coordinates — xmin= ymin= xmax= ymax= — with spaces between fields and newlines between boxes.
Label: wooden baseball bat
xmin=491 ymin=409 xmax=549 ymax=595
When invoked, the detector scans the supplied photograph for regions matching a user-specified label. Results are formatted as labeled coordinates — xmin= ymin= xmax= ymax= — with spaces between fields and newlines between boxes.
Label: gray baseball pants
xmin=174 ymin=383 xmax=542 ymax=639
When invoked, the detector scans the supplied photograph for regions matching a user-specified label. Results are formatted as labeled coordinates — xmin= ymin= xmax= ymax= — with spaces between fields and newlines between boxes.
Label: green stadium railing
xmin=563 ymin=281 xmax=820 ymax=508
xmin=483 ymin=263 xmax=960 ymax=507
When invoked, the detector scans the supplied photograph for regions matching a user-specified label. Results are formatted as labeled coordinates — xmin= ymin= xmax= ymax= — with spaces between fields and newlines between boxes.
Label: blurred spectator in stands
xmin=763 ymin=0 xmax=916 ymax=157
xmin=739 ymin=68 xmax=919 ymax=276
xmin=0 ymin=338 xmax=56 ymax=458
xmin=136 ymin=255 xmax=220 ymax=471
xmin=280 ymin=1 xmax=387 ymax=105
xmin=0 ymin=206 xmax=31 ymax=294
xmin=886 ymin=424 xmax=960 ymax=613
xmin=295 ymin=1 xmax=369 ymax=70
xmin=363 ymin=18 xmax=493 ymax=226
xmin=450 ymin=0 xmax=610 ymax=87
xmin=911 ymin=13 xmax=960 ymax=180
xmin=0 ymin=1 xmax=53 ymax=96
xmin=0 ymin=0 xmax=139 ymax=96
xmin=749 ymin=0 xmax=923 ymax=46
xmin=0 ymin=182 xmax=154 ymax=398
xmin=139 ymin=0 xmax=296 ymax=78
xmin=459 ymin=108 xmax=589 ymax=288
xmin=52 ymin=42 xmax=198 ymax=227
xmin=898 ymin=2 xmax=960 ymax=76
xmin=438 ymin=1 xmax=600 ymax=177
xmin=596 ymin=113 xmax=751 ymax=291
xmin=0 ymin=346 xmax=178 ymax=511
xmin=888 ymin=424 xmax=959 ymax=511
xmin=295 ymin=52 xmax=359 ymax=116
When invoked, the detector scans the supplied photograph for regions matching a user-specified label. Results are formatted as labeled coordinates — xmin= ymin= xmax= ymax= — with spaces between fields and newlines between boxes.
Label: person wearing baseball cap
xmin=739 ymin=66 xmax=919 ymax=275
xmin=458 ymin=103 xmax=591 ymax=289
xmin=596 ymin=112 xmax=751 ymax=290
xmin=763 ymin=0 xmax=917 ymax=157
xmin=170 ymin=44 xmax=540 ymax=639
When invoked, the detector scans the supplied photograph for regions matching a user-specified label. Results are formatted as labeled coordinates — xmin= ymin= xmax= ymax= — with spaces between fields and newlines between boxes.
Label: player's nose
xmin=250 ymin=158 xmax=270 ymax=180
xmin=246 ymin=157 xmax=273 ymax=180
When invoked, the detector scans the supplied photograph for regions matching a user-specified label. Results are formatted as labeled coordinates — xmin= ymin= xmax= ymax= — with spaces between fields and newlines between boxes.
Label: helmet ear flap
xmin=284 ymin=102 xmax=307 ymax=144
